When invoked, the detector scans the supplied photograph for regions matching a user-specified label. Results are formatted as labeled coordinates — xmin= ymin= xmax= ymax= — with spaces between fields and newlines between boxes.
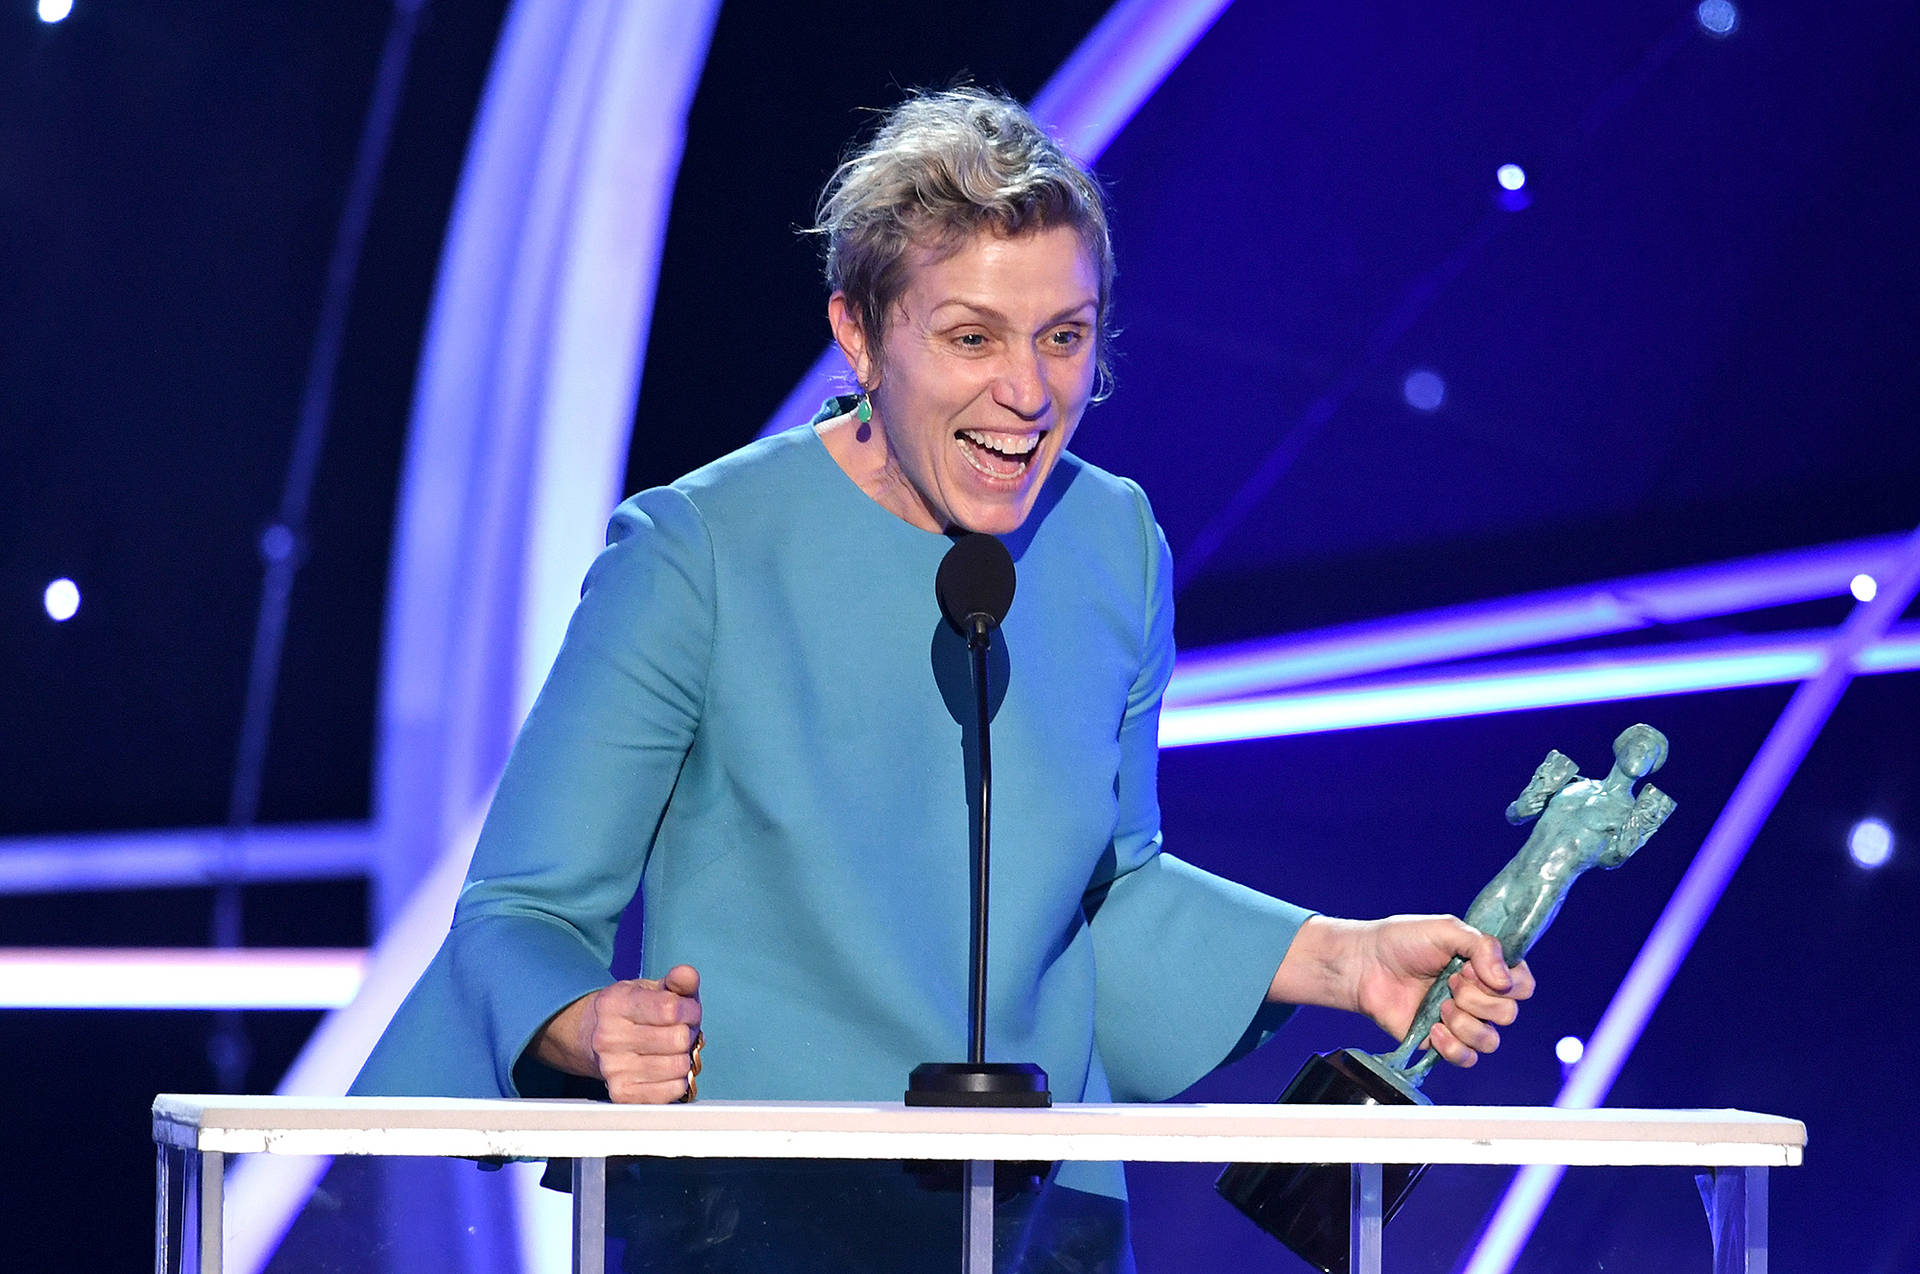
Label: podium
xmin=152 ymin=1096 xmax=1803 ymax=1273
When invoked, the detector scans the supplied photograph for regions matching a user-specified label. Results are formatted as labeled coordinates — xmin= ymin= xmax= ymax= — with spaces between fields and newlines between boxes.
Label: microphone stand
xmin=967 ymin=614 xmax=994 ymax=1069
xmin=906 ymin=608 xmax=1050 ymax=1109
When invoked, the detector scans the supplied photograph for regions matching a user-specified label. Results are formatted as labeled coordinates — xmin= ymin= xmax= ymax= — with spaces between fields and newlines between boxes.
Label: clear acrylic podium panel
xmin=153 ymin=1098 xmax=1804 ymax=1274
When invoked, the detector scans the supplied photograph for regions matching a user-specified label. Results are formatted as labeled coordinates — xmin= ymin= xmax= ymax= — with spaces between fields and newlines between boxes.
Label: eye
xmin=1045 ymin=326 xmax=1086 ymax=352
xmin=953 ymin=331 xmax=989 ymax=349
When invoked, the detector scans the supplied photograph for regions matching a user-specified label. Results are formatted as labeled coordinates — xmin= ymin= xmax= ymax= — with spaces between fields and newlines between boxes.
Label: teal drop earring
xmin=855 ymin=390 xmax=873 ymax=424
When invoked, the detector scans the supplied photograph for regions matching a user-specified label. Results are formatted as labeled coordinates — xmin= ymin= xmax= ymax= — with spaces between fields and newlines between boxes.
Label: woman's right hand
xmin=535 ymin=964 xmax=703 ymax=1102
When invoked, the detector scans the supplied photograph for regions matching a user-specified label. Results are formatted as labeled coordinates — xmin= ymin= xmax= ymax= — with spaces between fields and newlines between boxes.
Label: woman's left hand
xmin=1271 ymin=915 xmax=1537 ymax=1067
xmin=1356 ymin=915 xmax=1536 ymax=1066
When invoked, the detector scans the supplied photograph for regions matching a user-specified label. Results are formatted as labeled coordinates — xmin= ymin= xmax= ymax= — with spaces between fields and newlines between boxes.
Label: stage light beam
xmin=43 ymin=578 xmax=80 ymax=621
xmin=1848 ymin=818 xmax=1892 ymax=868
xmin=0 ymin=948 xmax=366 ymax=1009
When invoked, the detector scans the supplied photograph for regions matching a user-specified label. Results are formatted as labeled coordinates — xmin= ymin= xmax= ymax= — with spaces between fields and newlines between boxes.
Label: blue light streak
xmin=0 ymin=948 xmax=366 ymax=1009
xmin=1028 ymin=0 xmax=1235 ymax=161
xmin=1165 ymin=533 xmax=1909 ymax=707
xmin=1159 ymin=624 xmax=1919 ymax=747
xmin=0 ymin=825 xmax=374 ymax=895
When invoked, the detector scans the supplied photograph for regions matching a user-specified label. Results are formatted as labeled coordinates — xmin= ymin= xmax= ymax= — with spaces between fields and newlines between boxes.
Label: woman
xmin=356 ymin=87 xmax=1532 ymax=1271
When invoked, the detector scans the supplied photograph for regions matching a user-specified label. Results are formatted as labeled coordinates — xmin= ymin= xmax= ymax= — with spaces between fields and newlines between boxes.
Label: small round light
xmin=260 ymin=523 xmax=297 ymax=564
xmin=1696 ymin=0 xmax=1738 ymax=37
xmin=1849 ymin=573 xmax=1878 ymax=602
xmin=1496 ymin=164 xmax=1527 ymax=192
xmin=1849 ymin=818 xmax=1893 ymax=868
xmin=37 ymin=0 xmax=74 ymax=22
xmin=1554 ymin=1036 xmax=1585 ymax=1066
xmin=1403 ymin=369 xmax=1446 ymax=412
xmin=43 ymin=578 xmax=81 ymax=622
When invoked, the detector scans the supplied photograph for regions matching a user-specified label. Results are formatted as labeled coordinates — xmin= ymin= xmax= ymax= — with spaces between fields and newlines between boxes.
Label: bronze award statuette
xmin=1216 ymin=725 xmax=1677 ymax=1273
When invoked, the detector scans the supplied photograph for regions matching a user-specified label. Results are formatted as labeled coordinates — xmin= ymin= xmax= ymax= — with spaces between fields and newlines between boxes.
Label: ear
xmin=828 ymin=292 xmax=878 ymax=389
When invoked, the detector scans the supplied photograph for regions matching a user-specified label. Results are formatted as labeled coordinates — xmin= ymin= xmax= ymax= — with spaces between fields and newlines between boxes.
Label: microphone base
xmin=905 ymin=1062 xmax=1051 ymax=1108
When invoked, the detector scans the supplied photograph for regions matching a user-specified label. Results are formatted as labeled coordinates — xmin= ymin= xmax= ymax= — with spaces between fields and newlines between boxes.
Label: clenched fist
xmin=534 ymin=965 xmax=703 ymax=1103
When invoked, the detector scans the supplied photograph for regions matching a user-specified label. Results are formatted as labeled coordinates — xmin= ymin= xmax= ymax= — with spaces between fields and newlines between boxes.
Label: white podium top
xmin=152 ymin=1096 xmax=1804 ymax=1169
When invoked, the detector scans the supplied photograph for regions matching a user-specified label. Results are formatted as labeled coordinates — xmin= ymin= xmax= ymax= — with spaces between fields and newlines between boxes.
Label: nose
xmin=992 ymin=345 xmax=1048 ymax=420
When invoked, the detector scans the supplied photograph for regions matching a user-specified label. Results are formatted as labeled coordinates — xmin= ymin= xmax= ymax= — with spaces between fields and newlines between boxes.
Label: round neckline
xmin=799 ymin=419 xmax=961 ymax=549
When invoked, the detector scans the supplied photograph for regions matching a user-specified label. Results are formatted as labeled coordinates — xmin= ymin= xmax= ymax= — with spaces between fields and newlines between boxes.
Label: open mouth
xmin=954 ymin=428 xmax=1044 ymax=481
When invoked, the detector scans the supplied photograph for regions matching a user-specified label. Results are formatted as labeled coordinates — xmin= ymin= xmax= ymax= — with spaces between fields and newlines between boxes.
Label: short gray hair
xmin=811 ymin=86 xmax=1116 ymax=398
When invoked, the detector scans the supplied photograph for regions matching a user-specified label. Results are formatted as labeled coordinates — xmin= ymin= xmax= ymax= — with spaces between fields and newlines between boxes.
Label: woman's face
xmin=836 ymin=224 xmax=1100 ymax=535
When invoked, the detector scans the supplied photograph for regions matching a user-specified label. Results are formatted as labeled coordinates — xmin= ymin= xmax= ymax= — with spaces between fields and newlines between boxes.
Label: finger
xmin=604 ymin=1049 xmax=695 ymax=1085
xmin=1507 ymin=959 xmax=1536 ymax=1000
xmin=662 ymin=964 xmax=701 ymax=999
xmin=591 ymin=1017 xmax=702 ymax=1060
xmin=606 ymin=1074 xmax=697 ymax=1105
xmin=1460 ymin=930 xmax=1514 ymax=993
xmin=1439 ymin=998 xmax=1503 ymax=1055
xmin=609 ymin=981 xmax=701 ymax=1028
xmin=1447 ymin=969 xmax=1520 ymax=1026
xmin=1427 ymin=1022 xmax=1478 ymax=1069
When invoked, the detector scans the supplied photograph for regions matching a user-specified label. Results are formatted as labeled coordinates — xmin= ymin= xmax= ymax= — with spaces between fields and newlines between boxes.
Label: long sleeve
xmin=353 ymin=486 xmax=716 ymax=1098
xmin=1082 ymin=486 xmax=1314 ymax=1103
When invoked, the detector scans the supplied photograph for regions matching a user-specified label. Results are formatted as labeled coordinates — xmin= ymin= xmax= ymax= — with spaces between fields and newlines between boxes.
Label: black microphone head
xmin=936 ymin=533 xmax=1016 ymax=633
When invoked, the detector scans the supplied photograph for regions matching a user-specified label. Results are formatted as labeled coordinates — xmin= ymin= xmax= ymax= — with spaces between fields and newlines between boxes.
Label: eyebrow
xmin=929 ymin=299 xmax=1098 ymax=327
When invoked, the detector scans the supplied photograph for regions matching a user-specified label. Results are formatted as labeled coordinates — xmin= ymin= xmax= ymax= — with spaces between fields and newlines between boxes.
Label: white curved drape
xmin=225 ymin=4 xmax=721 ymax=1272
xmin=375 ymin=0 xmax=722 ymax=926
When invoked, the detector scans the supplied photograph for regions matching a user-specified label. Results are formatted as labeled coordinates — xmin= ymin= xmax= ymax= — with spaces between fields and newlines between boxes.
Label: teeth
xmin=958 ymin=430 xmax=1040 ymax=457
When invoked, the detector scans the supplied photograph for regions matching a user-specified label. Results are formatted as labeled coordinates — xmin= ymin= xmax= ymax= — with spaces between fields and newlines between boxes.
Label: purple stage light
xmin=1165 ymin=533 xmax=1911 ymax=708
xmin=1159 ymin=624 xmax=1920 ymax=747
xmin=1029 ymin=0 xmax=1235 ymax=162
xmin=1402 ymin=369 xmax=1446 ymax=411
xmin=42 ymin=577 xmax=80 ymax=622
xmin=1848 ymin=818 xmax=1892 ymax=868
xmin=0 ymin=824 xmax=374 ymax=895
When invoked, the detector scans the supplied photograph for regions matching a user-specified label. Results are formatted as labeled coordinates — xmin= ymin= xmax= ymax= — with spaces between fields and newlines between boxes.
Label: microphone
xmin=936 ymin=532 xmax=1016 ymax=647
xmin=908 ymin=532 xmax=1049 ymax=1109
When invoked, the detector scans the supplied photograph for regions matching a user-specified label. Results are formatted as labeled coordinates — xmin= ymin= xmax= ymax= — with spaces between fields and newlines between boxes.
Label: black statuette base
xmin=1215 ymin=1049 xmax=1430 ymax=1274
xmin=905 ymin=1061 xmax=1051 ymax=1108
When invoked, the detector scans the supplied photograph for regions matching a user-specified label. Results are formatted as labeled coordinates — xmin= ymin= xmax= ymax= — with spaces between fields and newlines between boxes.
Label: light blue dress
xmin=354 ymin=417 xmax=1313 ymax=1215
